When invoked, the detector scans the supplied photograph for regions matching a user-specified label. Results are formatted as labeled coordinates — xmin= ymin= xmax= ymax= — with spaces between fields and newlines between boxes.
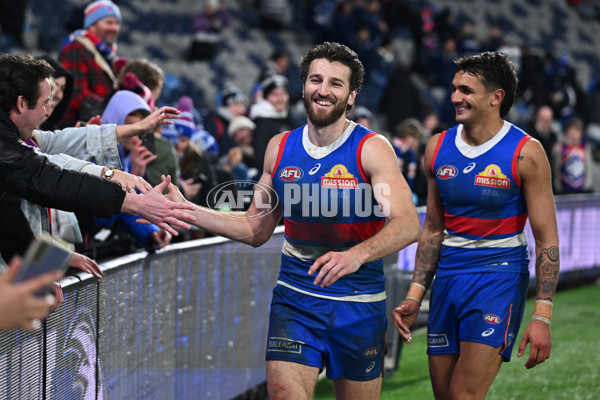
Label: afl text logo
xmin=364 ymin=347 xmax=379 ymax=358
xmin=436 ymin=165 xmax=458 ymax=179
xmin=279 ymin=167 xmax=303 ymax=182
xmin=483 ymin=314 xmax=502 ymax=324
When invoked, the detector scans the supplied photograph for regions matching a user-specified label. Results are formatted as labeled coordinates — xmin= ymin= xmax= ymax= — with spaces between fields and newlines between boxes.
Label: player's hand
xmin=129 ymin=175 xmax=196 ymax=235
xmin=517 ymin=319 xmax=551 ymax=369
xmin=308 ymin=251 xmax=361 ymax=288
xmin=164 ymin=176 xmax=190 ymax=204
xmin=392 ymin=299 xmax=421 ymax=343
xmin=68 ymin=252 xmax=102 ymax=279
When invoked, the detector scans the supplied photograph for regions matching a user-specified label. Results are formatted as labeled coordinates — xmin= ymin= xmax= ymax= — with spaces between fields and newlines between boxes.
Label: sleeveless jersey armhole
xmin=512 ymin=135 xmax=531 ymax=187
xmin=431 ymin=130 xmax=448 ymax=174
xmin=271 ymin=131 xmax=291 ymax=180
xmin=357 ymin=132 xmax=378 ymax=184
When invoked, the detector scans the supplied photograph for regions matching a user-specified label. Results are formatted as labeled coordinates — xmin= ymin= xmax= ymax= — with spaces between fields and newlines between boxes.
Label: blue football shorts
xmin=427 ymin=271 xmax=529 ymax=361
xmin=266 ymin=284 xmax=387 ymax=381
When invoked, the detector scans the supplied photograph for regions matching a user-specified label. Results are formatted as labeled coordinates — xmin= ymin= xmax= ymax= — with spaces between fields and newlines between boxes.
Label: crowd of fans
xmin=2 ymin=0 xmax=600 ymax=266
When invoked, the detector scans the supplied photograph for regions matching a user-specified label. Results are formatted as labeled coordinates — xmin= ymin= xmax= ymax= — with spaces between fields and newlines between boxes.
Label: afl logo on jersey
xmin=436 ymin=165 xmax=458 ymax=179
xmin=483 ymin=313 xmax=502 ymax=324
xmin=279 ymin=167 xmax=304 ymax=181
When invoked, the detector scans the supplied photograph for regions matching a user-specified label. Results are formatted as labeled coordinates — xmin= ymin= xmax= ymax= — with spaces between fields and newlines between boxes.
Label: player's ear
xmin=490 ymin=88 xmax=505 ymax=107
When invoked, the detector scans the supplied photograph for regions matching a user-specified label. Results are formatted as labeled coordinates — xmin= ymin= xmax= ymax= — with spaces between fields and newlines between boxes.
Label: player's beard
xmin=304 ymin=93 xmax=348 ymax=128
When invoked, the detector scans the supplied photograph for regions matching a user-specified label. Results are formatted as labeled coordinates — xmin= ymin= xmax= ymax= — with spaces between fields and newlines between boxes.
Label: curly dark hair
xmin=0 ymin=53 xmax=54 ymax=114
xmin=300 ymin=42 xmax=365 ymax=110
xmin=454 ymin=51 xmax=518 ymax=118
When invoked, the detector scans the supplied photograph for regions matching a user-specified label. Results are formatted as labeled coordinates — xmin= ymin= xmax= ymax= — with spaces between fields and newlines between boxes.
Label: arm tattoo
xmin=535 ymin=246 xmax=560 ymax=302
xmin=413 ymin=235 xmax=443 ymax=289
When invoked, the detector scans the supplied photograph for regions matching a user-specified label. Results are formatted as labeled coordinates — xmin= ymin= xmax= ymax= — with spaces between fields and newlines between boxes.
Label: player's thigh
xmin=267 ymin=360 xmax=320 ymax=400
xmin=428 ymin=353 xmax=459 ymax=400
xmin=333 ymin=376 xmax=382 ymax=400
xmin=450 ymin=341 xmax=503 ymax=399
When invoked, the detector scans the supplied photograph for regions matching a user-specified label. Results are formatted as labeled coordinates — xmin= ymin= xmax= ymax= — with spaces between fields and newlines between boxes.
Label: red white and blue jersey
xmin=271 ymin=122 xmax=386 ymax=300
xmin=431 ymin=122 xmax=532 ymax=277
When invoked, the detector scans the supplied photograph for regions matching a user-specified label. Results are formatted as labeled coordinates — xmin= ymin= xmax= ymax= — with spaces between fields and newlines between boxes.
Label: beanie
xmin=221 ymin=85 xmax=247 ymax=107
xmin=228 ymin=116 xmax=256 ymax=137
xmin=120 ymin=72 xmax=155 ymax=109
xmin=261 ymin=74 xmax=288 ymax=98
xmin=173 ymin=96 xmax=196 ymax=138
xmin=84 ymin=1 xmax=122 ymax=29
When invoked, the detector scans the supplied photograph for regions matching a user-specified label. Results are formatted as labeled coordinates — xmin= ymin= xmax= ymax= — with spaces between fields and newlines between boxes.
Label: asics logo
xmin=463 ymin=162 xmax=476 ymax=173
xmin=309 ymin=163 xmax=321 ymax=175
xmin=481 ymin=328 xmax=495 ymax=337
xmin=365 ymin=361 xmax=376 ymax=373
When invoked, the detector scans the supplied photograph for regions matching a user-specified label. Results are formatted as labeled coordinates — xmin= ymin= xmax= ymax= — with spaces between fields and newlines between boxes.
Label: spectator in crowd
xmin=0 ymin=54 xmax=195 ymax=265
xmin=552 ymin=117 xmax=594 ymax=194
xmin=75 ymin=90 xmax=174 ymax=258
xmin=174 ymin=101 xmax=219 ymax=208
xmin=257 ymin=0 xmax=292 ymax=31
xmin=36 ymin=55 xmax=74 ymax=132
xmin=0 ymin=256 xmax=61 ymax=331
xmin=58 ymin=0 xmax=122 ymax=127
xmin=112 ymin=58 xmax=183 ymax=188
xmin=188 ymin=0 xmax=232 ymax=61
xmin=379 ymin=60 xmax=423 ymax=133
xmin=527 ymin=105 xmax=560 ymax=176
xmin=348 ymin=105 xmax=375 ymax=130
xmin=258 ymin=50 xmax=291 ymax=83
xmin=330 ymin=1 xmax=359 ymax=47
xmin=393 ymin=51 xmax=559 ymax=399
xmin=250 ymin=74 xmax=291 ymax=173
xmin=162 ymin=41 xmax=420 ymax=400
xmin=391 ymin=118 xmax=428 ymax=206
xmin=204 ymin=84 xmax=248 ymax=157
xmin=217 ymin=115 xmax=259 ymax=183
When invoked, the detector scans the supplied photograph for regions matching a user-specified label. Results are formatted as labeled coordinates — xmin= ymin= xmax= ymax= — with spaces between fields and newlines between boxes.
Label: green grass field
xmin=314 ymin=283 xmax=600 ymax=399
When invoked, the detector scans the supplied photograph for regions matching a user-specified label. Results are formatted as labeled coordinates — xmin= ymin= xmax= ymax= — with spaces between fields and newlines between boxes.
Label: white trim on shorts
xmin=276 ymin=281 xmax=387 ymax=302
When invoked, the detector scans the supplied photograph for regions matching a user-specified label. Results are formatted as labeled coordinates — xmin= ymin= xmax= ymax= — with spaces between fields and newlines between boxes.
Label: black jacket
xmin=0 ymin=109 xmax=125 ymax=261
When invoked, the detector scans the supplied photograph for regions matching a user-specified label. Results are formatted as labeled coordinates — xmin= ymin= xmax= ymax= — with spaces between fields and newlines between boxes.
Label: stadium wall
xmin=0 ymin=195 xmax=598 ymax=399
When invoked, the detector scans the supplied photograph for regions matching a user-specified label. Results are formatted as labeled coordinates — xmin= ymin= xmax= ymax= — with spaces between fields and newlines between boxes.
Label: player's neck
xmin=307 ymin=118 xmax=350 ymax=147
xmin=461 ymin=118 xmax=504 ymax=146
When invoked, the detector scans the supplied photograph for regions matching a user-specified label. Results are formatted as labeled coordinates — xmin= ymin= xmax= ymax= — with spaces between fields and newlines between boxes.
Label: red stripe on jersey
xmin=512 ymin=136 xmax=531 ymax=187
xmin=431 ymin=130 xmax=448 ymax=174
xmin=357 ymin=132 xmax=378 ymax=184
xmin=271 ymin=131 xmax=291 ymax=179
xmin=284 ymin=219 xmax=385 ymax=243
xmin=445 ymin=213 xmax=528 ymax=236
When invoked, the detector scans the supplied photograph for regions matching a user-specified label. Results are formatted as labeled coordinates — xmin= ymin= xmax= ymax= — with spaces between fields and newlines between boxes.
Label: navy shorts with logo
xmin=266 ymin=284 xmax=387 ymax=381
xmin=427 ymin=272 xmax=529 ymax=361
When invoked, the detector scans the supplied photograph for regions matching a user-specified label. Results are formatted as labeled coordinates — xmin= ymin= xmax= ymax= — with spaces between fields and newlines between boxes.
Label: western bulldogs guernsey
xmin=432 ymin=122 xmax=532 ymax=277
xmin=271 ymin=122 xmax=386 ymax=301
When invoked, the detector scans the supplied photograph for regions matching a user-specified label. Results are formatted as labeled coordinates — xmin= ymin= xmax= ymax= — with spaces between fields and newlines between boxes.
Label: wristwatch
xmin=103 ymin=168 xmax=115 ymax=180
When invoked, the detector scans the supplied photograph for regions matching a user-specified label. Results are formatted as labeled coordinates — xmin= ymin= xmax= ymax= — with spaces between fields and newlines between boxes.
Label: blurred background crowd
xmin=2 ymin=0 xmax=599 ymax=261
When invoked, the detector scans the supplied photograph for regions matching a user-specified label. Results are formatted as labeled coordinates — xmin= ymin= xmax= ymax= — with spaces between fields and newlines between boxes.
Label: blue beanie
xmin=84 ymin=1 xmax=122 ymax=29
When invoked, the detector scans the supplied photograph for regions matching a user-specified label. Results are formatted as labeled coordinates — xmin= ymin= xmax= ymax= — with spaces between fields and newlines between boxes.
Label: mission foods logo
xmin=206 ymin=180 xmax=279 ymax=219
xmin=474 ymin=164 xmax=510 ymax=189
xmin=321 ymin=164 xmax=359 ymax=189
